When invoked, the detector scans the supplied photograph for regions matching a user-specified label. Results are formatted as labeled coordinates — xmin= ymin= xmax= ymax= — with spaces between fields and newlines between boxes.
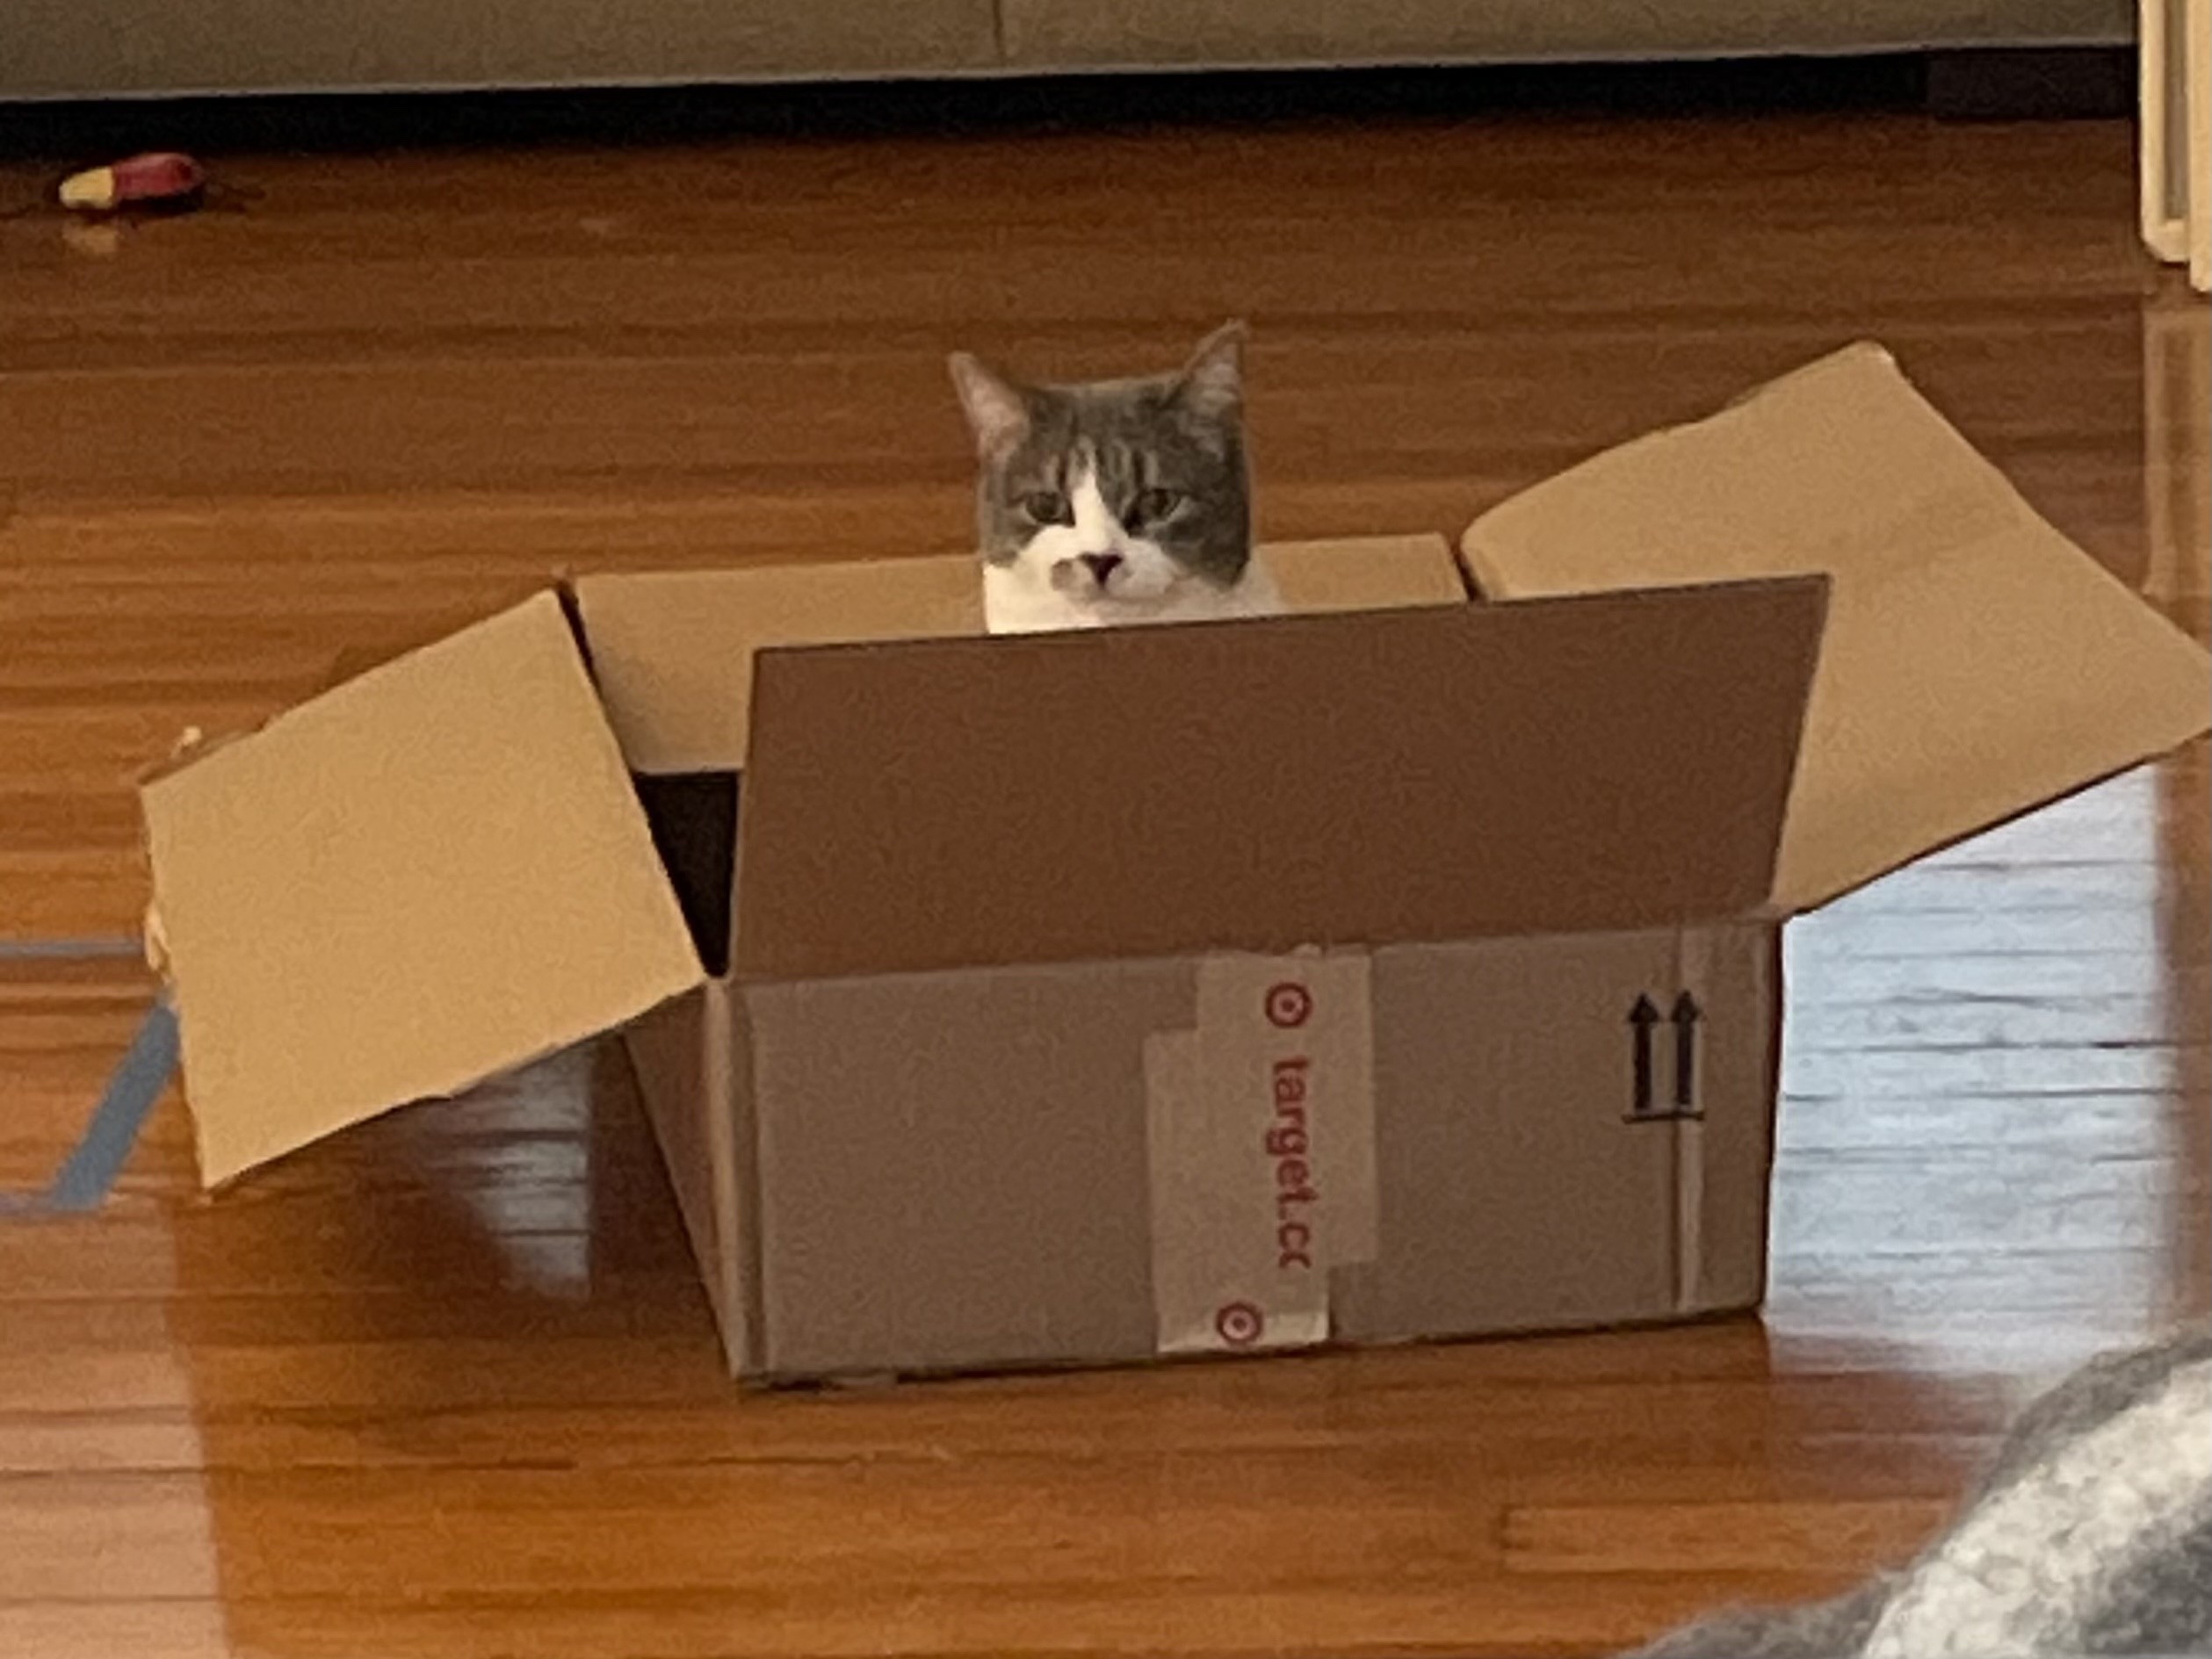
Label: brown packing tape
xmin=1670 ymin=927 xmax=1710 ymax=1316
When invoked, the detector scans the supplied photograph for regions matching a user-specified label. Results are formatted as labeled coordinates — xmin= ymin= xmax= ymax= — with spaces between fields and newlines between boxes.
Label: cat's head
xmin=949 ymin=322 xmax=1252 ymax=619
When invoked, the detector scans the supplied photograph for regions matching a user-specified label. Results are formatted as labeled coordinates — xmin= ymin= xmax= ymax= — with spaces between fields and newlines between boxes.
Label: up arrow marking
xmin=1670 ymin=991 xmax=1702 ymax=1113
xmin=1627 ymin=994 xmax=1659 ymax=1118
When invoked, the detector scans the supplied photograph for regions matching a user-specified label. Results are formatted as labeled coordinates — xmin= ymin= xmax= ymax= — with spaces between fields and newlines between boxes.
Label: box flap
xmin=732 ymin=576 xmax=1826 ymax=982
xmin=141 ymin=594 xmax=706 ymax=1186
xmin=1262 ymin=533 xmax=1469 ymax=611
xmin=572 ymin=557 xmax=986 ymax=774
xmin=571 ymin=538 xmax=1464 ymax=775
xmin=1462 ymin=342 xmax=2212 ymax=913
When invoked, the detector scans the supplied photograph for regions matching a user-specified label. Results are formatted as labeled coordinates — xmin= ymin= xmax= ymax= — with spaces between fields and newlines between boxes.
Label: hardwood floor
xmin=1 ymin=98 xmax=2207 ymax=1658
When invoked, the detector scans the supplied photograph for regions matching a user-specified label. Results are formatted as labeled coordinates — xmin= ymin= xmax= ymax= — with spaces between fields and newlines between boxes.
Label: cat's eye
xmin=1130 ymin=487 xmax=1183 ymax=526
xmin=1020 ymin=490 xmax=1072 ymax=524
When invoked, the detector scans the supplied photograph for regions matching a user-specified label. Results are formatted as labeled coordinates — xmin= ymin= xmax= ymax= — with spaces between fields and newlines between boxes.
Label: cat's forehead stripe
xmin=1017 ymin=431 xmax=1152 ymax=503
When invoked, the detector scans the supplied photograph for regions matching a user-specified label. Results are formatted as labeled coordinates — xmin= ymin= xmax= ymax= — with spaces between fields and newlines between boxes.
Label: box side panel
xmin=619 ymin=978 xmax=753 ymax=1371
xmin=618 ymin=988 xmax=723 ymax=1313
xmin=740 ymin=927 xmax=1777 ymax=1384
xmin=1675 ymin=923 xmax=1785 ymax=1315
xmin=745 ymin=962 xmax=1192 ymax=1380
xmin=1334 ymin=931 xmax=1688 ymax=1340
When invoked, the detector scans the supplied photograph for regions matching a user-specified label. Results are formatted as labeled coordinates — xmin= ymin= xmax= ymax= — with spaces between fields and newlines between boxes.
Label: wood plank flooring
xmin=1 ymin=100 xmax=2206 ymax=1658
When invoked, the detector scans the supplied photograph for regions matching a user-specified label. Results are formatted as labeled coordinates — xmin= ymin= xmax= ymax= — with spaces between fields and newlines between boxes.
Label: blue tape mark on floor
xmin=0 ymin=937 xmax=177 ymax=1218
xmin=0 ymin=996 xmax=177 ymax=1218
xmin=42 ymin=996 xmax=179 ymax=1211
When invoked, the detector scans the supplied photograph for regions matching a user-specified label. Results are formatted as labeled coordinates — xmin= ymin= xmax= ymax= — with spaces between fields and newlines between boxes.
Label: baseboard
xmin=1926 ymin=44 xmax=2135 ymax=119
xmin=0 ymin=48 xmax=2132 ymax=164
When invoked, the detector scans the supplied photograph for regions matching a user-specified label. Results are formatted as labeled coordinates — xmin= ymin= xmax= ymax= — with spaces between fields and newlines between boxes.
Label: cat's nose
xmin=1076 ymin=552 xmax=1124 ymax=587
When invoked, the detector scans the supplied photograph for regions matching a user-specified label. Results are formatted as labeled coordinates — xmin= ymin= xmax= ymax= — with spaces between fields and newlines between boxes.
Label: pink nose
xmin=1077 ymin=552 xmax=1124 ymax=586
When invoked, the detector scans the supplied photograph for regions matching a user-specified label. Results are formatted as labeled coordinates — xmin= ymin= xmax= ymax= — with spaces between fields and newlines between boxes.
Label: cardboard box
xmin=141 ymin=343 xmax=2212 ymax=1385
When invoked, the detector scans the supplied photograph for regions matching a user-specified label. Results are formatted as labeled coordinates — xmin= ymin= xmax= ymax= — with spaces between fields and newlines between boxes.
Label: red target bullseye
xmin=1264 ymin=983 xmax=1312 ymax=1029
xmin=1214 ymin=1302 xmax=1265 ymax=1346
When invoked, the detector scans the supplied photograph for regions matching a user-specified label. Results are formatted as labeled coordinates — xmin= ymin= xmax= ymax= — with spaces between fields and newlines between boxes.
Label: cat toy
xmin=57 ymin=151 xmax=207 ymax=214
xmin=4 ymin=152 xmax=256 ymax=239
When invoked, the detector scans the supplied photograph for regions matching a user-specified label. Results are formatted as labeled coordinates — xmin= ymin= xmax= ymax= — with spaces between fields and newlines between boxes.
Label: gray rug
xmin=1616 ymin=1325 xmax=2212 ymax=1659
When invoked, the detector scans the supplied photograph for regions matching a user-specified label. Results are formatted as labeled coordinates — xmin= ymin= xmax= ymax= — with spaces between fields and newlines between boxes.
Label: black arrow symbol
xmin=1627 ymin=995 xmax=1659 ymax=1117
xmin=1671 ymin=991 xmax=1702 ymax=1113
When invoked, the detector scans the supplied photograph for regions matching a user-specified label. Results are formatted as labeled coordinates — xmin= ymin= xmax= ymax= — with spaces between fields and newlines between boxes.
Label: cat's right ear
xmin=949 ymin=352 xmax=1030 ymax=460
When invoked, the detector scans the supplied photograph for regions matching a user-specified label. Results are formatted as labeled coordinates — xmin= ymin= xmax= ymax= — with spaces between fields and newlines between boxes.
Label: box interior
xmin=633 ymin=772 xmax=741 ymax=977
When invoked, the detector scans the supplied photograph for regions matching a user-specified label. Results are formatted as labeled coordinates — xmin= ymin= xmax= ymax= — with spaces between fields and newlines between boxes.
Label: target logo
xmin=1214 ymin=1301 xmax=1265 ymax=1346
xmin=1264 ymin=982 xmax=1313 ymax=1029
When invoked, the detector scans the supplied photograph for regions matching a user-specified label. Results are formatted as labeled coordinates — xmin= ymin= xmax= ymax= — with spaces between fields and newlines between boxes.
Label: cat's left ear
xmin=949 ymin=351 xmax=1030 ymax=460
xmin=1173 ymin=321 xmax=1247 ymax=421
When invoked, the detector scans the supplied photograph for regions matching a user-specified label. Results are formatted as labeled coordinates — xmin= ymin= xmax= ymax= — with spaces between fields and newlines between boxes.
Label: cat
xmin=949 ymin=321 xmax=1287 ymax=634
xmin=1614 ymin=1323 xmax=2212 ymax=1659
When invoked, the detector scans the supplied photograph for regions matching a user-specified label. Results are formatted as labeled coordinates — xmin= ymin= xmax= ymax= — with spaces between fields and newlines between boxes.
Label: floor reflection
xmin=1764 ymin=291 xmax=2212 ymax=1379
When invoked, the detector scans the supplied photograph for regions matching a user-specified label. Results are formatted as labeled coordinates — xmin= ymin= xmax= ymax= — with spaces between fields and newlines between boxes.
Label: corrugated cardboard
xmin=736 ymin=923 xmax=1778 ymax=1381
xmin=141 ymin=595 xmax=705 ymax=1184
xmin=1462 ymin=342 xmax=2212 ymax=913
xmin=573 ymin=555 xmax=985 ymax=775
xmin=575 ymin=534 xmax=1464 ymax=775
xmin=732 ymin=577 xmax=1825 ymax=981
xmin=136 ymin=345 xmax=2212 ymax=1386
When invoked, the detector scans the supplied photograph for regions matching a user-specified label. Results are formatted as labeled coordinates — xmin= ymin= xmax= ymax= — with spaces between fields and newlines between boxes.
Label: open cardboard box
xmin=141 ymin=343 xmax=2212 ymax=1385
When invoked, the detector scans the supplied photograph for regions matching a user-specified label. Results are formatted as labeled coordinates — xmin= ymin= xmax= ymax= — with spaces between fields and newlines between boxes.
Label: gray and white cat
xmin=1617 ymin=1324 xmax=2212 ymax=1659
xmin=949 ymin=322 xmax=1286 ymax=634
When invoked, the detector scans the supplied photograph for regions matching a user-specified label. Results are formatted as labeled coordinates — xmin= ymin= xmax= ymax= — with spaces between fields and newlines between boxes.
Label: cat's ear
xmin=1173 ymin=321 xmax=1247 ymax=422
xmin=949 ymin=351 xmax=1030 ymax=459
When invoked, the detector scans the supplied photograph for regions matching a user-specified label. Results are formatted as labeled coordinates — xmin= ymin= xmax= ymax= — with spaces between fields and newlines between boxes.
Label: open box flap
xmin=570 ymin=537 xmax=1465 ymax=775
xmin=1261 ymin=533 xmax=1469 ymax=610
xmin=141 ymin=593 xmax=706 ymax=1187
xmin=731 ymin=575 xmax=1827 ymax=982
xmin=573 ymin=558 xmax=985 ymax=775
xmin=1462 ymin=341 xmax=2212 ymax=915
